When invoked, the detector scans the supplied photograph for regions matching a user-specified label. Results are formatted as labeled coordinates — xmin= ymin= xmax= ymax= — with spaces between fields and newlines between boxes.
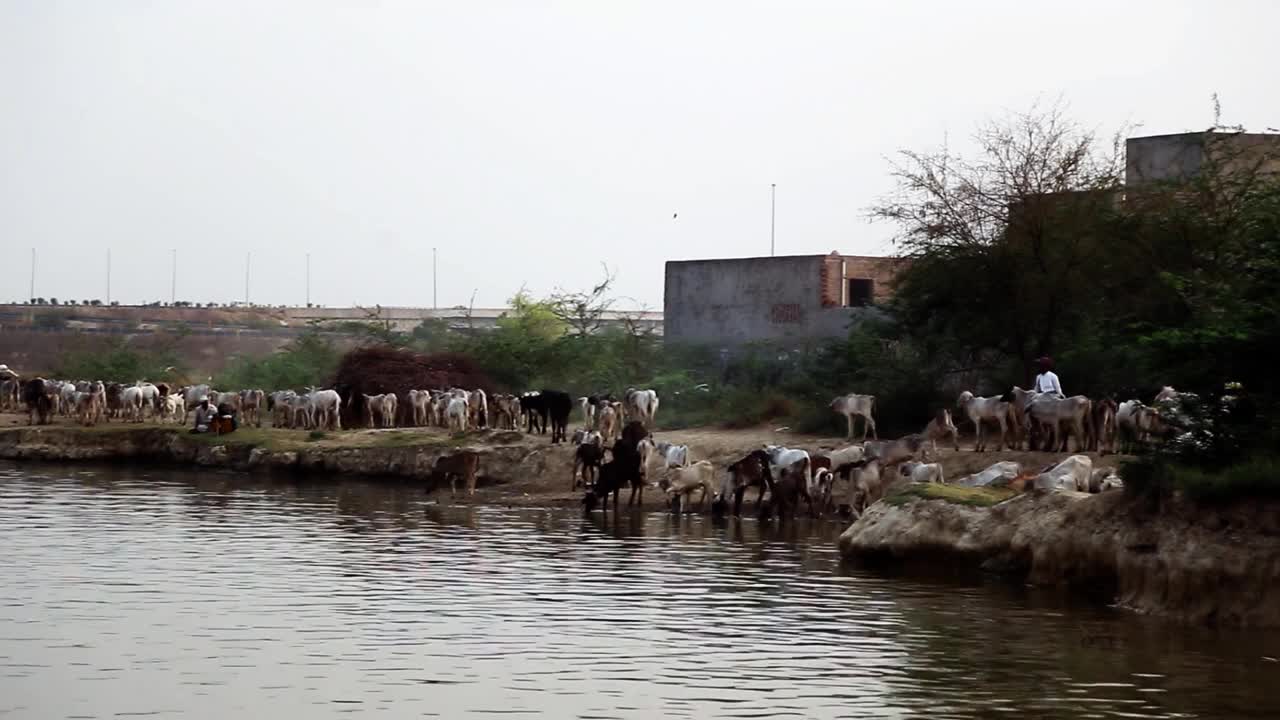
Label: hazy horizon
xmin=4 ymin=1 xmax=1278 ymax=309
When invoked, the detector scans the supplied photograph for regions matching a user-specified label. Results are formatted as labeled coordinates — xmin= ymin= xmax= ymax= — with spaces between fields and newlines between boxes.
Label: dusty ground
xmin=1 ymin=410 xmax=1128 ymax=512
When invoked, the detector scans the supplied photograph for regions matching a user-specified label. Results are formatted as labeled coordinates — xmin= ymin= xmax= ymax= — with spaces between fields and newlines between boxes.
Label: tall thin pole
xmin=770 ymin=183 xmax=776 ymax=256
xmin=29 ymin=248 xmax=35 ymax=301
xmin=432 ymin=247 xmax=438 ymax=310
xmin=106 ymin=249 xmax=112 ymax=304
xmin=244 ymin=252 xmax=251 ymax=305
xmin=305 ymin=253 xmax=311 ymax=306
xmin=170 ymin=249 xmax=177 ymax=304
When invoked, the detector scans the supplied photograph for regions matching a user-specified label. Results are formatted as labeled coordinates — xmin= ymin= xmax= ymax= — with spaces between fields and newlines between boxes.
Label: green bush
xmin=1125 ymin=455 xmax=1280 ymax=504
xmin=214 ymin=331 xmax=340 ymax=390
xmin=55 ymin=340 xmax=183 ymax=382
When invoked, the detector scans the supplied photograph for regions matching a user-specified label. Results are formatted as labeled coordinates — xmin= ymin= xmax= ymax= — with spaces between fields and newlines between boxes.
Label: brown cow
xmin=434 ymin=451 xmax=481 ymax=497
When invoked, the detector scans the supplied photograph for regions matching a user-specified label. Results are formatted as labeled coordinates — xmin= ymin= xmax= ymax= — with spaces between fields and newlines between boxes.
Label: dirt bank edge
xmin=838 ymin=489 xmax=1280 ymax=628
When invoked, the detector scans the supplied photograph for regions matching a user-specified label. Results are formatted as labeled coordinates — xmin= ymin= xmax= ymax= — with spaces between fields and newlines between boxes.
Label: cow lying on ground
xmin=899 ymin=461 xmax=945 ymax=484
xmin=1033 ymin=454 xmax=1093 ymax=492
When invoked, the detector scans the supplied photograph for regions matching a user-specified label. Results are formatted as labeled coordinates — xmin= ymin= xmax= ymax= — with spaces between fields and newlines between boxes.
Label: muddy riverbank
xmin=6 ymin=421 xmax=1277 ymax=628
xmin=839 ymin=487 xmax=1280 ymax=628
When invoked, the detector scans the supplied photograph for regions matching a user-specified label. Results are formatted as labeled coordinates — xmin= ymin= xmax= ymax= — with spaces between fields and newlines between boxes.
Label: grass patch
xmin=1168 ymin=456 xmax=1280 ymax=504
xmin=366 ymin=431 xmax=450 ymax=448
xmin=184 ymin=426 xmax=304 ymax=452
xmin=886 ymin=482 xmax=1018 ymax=508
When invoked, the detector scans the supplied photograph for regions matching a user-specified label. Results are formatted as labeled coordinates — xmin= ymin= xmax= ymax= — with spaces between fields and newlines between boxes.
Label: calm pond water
xmin=1 ymin=462 xmax=1277 ymax=719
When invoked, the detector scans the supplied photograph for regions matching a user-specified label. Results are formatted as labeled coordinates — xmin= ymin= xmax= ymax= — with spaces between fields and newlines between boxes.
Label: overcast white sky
xmin=2 ymin=1 xmax=1277 ymax=309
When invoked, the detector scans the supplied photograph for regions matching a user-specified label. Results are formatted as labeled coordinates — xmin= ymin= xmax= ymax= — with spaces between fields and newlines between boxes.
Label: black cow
xmin=21 ymin=378 xmax=53 ymax=426
xmin=540 ymin=389 xmax=573 ymax=444
xmin=584 ymin=439 xmax=644 ymax=512
xmin=571 ymin=440 xmax=605 ymax=491
xmin=520 ymin=392 xmax=546 ymax=434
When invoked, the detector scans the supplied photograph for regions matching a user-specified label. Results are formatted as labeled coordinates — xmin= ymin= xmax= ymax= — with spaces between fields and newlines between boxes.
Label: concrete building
xmin=663 ymin=253 xmax=904 ymax=347
xmin=1126 ymin=131 xmax=1280 ymax=186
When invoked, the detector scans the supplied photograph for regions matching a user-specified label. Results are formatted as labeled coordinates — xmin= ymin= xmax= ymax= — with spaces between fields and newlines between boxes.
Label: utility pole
xmin=29 ymin=248 xmax=35 ymax=301
xmin=106 ymin=249 xmax=112 ymax=304
xmin=305 ymin=253 xmax=311 ymax=306
xmin=770 ymin=183 xmax=777 ymax=256
xmin=170 ymin=249 xmax=177 ymax=304
xmin=432 ymin=247 xmax=438 ymax=310
xmin=244 ymin=252 xmax=251 ymax=305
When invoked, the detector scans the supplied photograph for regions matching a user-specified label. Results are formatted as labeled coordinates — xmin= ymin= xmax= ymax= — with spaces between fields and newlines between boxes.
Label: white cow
xmin=636 ymin=436 xmax=656 ymax=482
xmin=653 ymin=441 xmax=691 ymax=469
xmin=239 ymin=389 xmax=266 ymax=428
xmin=899 ymin=461 xmax=945 ymax=484
xmin=623 ymin=388 xmax=659 ymax=428
xmin=290 ymin=392 xmax=314 ymax=429
xmin=308 ymin=389 xmax=342 ymax=431
xmin=137 ymin=382 xmax=160 ymax=417
xmin=59 ymin=382 xmax=79 ymax=416
xmin=161 ymin=394 xmax=185 ymax=424
xmin=763 ymin=445 xmax=813 ymax=496
xmin=182 ymin=384 xmax=212 ymax=423
xmin=1116 ymin=400 xmax=1165 ymax=452
xmin=446 ymin=396 xmax=469 ymax=434
xmin=953 ymin=461 xmax=1022 ymax=488
xmin=1024 ymin=394 xmax=1092 ymax=452
xmin=1033 ymin=455 xmax=1093 ymax=492
xmin=468 ymin=389 xmax=488 ymax=429
xmin=956 ymin=391 xmax=1012 ymax=451
xmin=120 ymin=386 xmax=145 ymax=423
xmin=577 ymin=397 xmax=595 ymax=429
xmin=830 ymin=393 xmax=877 ymax=440
xmin=381 ymin=393 xmax=399 ymax=428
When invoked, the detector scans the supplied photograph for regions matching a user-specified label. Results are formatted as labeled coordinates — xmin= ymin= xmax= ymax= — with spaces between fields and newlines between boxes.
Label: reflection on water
xmin=1 ymin=462 xmax=1277 ymax=719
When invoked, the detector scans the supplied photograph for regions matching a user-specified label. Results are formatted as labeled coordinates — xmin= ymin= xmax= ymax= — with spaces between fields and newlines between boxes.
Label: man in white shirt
xmin=1034 ymin=357 xmax=1064 ymax=398
xmin=191 ymin=397 xmax=215 ymax=434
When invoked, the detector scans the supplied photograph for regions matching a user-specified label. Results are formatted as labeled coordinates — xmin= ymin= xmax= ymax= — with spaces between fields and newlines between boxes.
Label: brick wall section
xmin=842 ymin=255 xmax=905 ymax=302
xmin=820 ymin=255 xmax=843 ymax=306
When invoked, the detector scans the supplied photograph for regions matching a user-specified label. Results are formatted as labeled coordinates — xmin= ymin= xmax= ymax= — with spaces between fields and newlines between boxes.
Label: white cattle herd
xmin=1 ymin=362 xmax=1185 ymax=519
xmin=574 ymin=384 xmax=1190 ymax=518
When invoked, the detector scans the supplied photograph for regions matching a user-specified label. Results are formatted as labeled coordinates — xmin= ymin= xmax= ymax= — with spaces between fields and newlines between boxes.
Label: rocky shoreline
xmin=839 ymin=488 xmax=1280 ymax=628
xmin=0 ymin=425 xmax=558 ymax=494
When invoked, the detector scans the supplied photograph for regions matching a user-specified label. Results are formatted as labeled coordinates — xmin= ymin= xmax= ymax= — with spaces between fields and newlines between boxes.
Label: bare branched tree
xmin=548 ymin=264 xmax=617 ymax=336
xmin=869 ymin=100 xmax=1129 ymax=375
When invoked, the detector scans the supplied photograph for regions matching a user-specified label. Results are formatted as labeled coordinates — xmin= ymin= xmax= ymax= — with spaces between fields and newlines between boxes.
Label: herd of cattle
xmin=0 ymin=368 xmax=660 ymax=448
xmin=1 ymin=363 xmax=1182 ymax=518
xmin=574 ymin=385 xmax=1187 ymax=519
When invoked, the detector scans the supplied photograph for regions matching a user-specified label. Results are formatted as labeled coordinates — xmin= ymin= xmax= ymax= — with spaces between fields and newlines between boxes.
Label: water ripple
xmin=1 ymin=462 xmax=1277 ymax=719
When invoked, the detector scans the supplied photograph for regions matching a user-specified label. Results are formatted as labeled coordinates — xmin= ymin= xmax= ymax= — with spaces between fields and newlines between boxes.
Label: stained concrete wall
xmin=1126 ymin=132 xmax=1280 ymax=186
xmin=663 ymin=255 xmax=881 ymax=347
xmin=1126 ymin=134 xmax=1204 ymax=185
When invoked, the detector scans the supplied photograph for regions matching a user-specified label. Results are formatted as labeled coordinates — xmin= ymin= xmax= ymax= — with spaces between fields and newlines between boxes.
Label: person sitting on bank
xmin=1034 ymin=356 xmax=1065 ymax=398
xmin=191 ymin=397 xmax=215 ymax=434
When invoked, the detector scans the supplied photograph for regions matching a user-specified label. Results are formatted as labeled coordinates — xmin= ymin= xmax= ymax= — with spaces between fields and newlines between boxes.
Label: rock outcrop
xmin=839 ymin=488 xmax=1280 ymax=627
